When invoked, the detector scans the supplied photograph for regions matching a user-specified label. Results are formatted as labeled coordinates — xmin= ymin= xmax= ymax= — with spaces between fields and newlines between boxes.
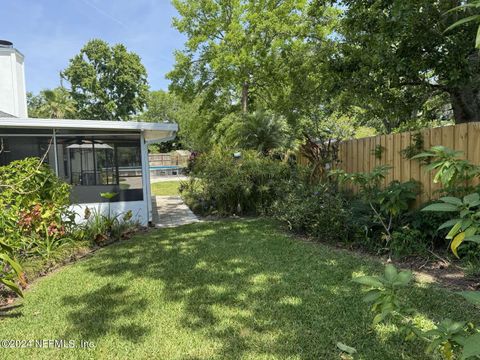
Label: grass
xmin=151 ymin=180 xmax=181 ymax=196
xmin=0 ymin=219 xmax=478 ymax=359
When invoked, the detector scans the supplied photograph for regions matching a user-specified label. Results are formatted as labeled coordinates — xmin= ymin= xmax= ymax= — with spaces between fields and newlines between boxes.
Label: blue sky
xmin=1 ymin=0 xmax=185 ymax=94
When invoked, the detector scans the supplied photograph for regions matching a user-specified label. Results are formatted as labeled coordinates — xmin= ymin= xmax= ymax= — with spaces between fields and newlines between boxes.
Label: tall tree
xmin=326 ymin=1 xmax=480 ymax=126
xmin=168 ymin=0 xmax=314 ymax=114
xmin=61 ymin=39 xmax=149 ymax=120
xmin=141 ymin=90 xmax=182 ymax=123
xmin=141 ymin=90 xmax=212 ymax=150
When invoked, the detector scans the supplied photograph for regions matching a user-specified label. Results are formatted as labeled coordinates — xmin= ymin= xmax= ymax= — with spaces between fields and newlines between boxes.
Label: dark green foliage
xmin=390 ymin=228 xmax=429 ymax=258
xmin=27 ymin=88 xmax=77 ymax=119
xmin=334 ymin=166 xmax=421 ymax=253
xmin=405 ymin=207 xmax=452 ymax=249
xmin=0 ymin=241 xmax=25 ymax=298
xmin=377 ymin=180 xmax=421 ymax=218
xmin=400 ymin=132 xmax=425 ymax=160
xmin=0 ymin=157 xmax=73 ymax=296
xmin=272 ymin=182 xmax=350 ymax=243
xmin=215 ymin=109 xmax=290 ymax=154
xmin=422 ymin=193 xmax=480 ymax=257
xmin=180 ymin=149 xmax=291 ymax=216
xmin=372 ymin=144 xmax=385 ymax=160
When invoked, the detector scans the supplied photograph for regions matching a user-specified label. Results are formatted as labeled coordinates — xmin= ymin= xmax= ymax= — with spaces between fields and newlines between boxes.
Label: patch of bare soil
xmin=395 ymin=257 xmax=479 ymax=292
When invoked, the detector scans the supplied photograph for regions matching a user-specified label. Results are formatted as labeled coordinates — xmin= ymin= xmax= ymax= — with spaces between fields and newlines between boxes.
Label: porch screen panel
xmin=55 ymin=135 xmax=143 ymax=203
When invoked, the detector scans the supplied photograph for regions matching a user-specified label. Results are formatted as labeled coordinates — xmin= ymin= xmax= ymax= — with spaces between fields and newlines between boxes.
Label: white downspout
xmin=140 ymin=131 xmax=152 ymax=225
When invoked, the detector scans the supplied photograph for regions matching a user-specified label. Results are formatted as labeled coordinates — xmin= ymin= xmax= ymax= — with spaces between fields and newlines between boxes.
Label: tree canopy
xmin=61 ymin=39 xmax=149 ymax=120
xmin=168 ymin=0 xmax=480 ymax=150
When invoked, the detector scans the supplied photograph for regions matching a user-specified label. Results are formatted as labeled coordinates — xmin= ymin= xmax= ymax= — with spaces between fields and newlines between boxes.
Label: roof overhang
xmin=0 ymin=118 xmax=178 ymax=143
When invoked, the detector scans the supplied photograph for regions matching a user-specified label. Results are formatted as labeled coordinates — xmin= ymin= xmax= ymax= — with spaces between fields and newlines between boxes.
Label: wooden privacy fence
xmin=334 ymin=122 xmax=480 ymax=204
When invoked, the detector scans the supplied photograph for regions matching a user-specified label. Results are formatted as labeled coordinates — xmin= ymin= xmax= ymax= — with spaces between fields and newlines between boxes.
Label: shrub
xmin=0 ymin=241 xmax=25 ymax=298
xmin=180 ymin=149 xmax=292 ymax=216
xmin=389 ymin=227 xmax=429 ymax=258
xmin=0 ymin=157 xmax=73 ymax=256
xmin=272 ymin=182 xmax=350 ymax=243
xmin=333 ymin=165 xmax=421 ymax=251
xmin=405 ymin=206 xmax=452 ymax=249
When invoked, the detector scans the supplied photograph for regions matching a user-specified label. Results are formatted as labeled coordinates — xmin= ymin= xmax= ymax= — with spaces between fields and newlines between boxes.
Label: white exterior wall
xmin=0 ymin=48 xmax=27 ymax=117
xmin=70 ymin=200 xmax=149 ymax=226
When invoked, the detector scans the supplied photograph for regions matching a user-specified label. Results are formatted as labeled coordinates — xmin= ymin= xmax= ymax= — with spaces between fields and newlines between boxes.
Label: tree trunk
xmin=241 ymin=81 xmax=249 ymax=113
xmin=448 ymin=51 xmax=480 ymax=124
xmin=449 ymin=85 xmax=480 ymax=124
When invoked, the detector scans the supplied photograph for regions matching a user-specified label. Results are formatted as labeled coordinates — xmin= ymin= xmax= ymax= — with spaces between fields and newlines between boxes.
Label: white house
xmin=0 ymin=41 xmax=178 ymax=226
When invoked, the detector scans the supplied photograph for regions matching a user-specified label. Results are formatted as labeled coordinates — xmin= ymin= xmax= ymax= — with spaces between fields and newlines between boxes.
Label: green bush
xmin=0 ymin=157 xmax=73 ymax=256
xmin=390 ymin=227 xmax=429 ymax=258
xmin=180 ymin=149 xmax=292 ymax=216
xmin=0 ymin=157 xmax=74 ymax=296
xmin=405 ymin=206 xmax=452 ymax=248
xmin=272 ymin=181 xmax=350 ymax=243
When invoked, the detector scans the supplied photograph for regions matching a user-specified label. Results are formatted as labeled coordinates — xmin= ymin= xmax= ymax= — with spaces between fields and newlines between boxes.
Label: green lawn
xmin=151 ymin=180 xmax=181 ymax=196
xmin=1 ymin=219 xmax=478 ymax=359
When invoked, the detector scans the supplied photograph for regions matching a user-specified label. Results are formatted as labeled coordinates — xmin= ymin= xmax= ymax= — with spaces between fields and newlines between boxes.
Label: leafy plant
xmin=422 ymin=193 xmax=480 ymax=257
xmin=354 ymin=264 xmax=480 ymax=360
xmin=333 ymin=167 xmax=420 ymax=247
xmin=377 ymin=181 xmax=420 ymax=217
xmin=0 ymin=241 xmax=24 ymax=298
xmin=423 ymin=319 xmax=472 ymax=360
xmin=400 ymin=132 xmax=425 ymax=160
xmin=331 ymin=165 xmax=391 ymax=196
xmin=390 ymin=227 xmax=429 ymax=258
xmin=371 ymin=144 xmax=385 ymax=160
xmin=31 ymin=224 xmax=71 ymax=260
xmin=0 ymin=157 xmax=73 ymax=259
xmin=352 ymin=264 xmax=413 ymax=325
xmin=445 ymin=1 xmax=480 ymax=48
xmin=100 ymin=191 xmax=118 ymax=220
xmin=83 ymin=207 xmax=137 ymax=246
xmin=413 ymin=146 xmax=480 ymax=191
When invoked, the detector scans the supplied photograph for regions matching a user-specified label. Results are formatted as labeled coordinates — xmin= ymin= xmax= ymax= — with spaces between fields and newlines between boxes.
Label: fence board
xmin=385 ymin=134 xmax=394 ymax=187
xmin=296 ymin=122 xmax=480 ymax=204
xmin=330 ymin=123 xmax=480 ymax=204
xmin=420 ymin=129 xmax=431 ymax=203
